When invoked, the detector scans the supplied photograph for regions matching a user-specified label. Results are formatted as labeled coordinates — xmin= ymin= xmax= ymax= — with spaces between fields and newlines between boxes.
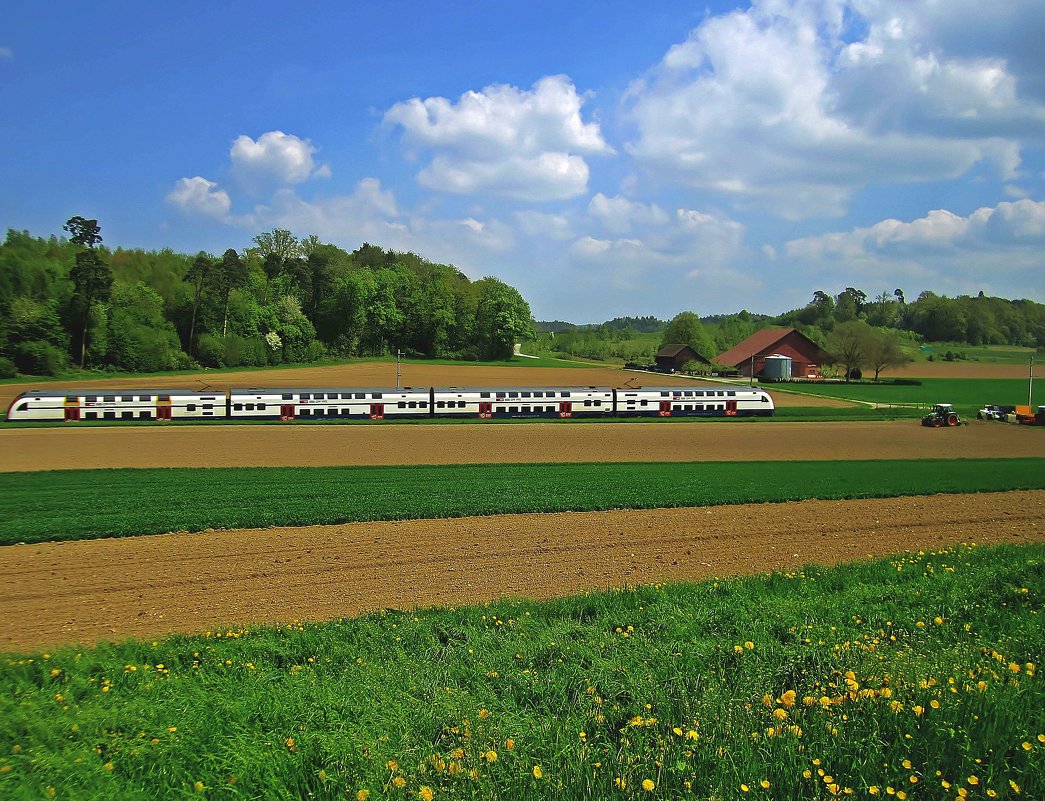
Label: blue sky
xmin=2 ymin=1 xmax=1043 ymax=322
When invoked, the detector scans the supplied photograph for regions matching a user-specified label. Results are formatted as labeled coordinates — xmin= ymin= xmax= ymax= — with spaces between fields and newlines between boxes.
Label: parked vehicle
xmin=1015 ymin=405 xmax=1045 ymax=426
xmin=977 ymin=404 xmax=1016 ymax=421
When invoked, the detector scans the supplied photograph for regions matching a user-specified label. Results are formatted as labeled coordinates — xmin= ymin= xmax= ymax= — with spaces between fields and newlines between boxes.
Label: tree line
xmin=0 ymin=222 xmax=535 ymax=377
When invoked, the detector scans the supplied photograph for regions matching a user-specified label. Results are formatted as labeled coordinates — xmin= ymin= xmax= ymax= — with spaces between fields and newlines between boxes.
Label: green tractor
xmin=922 ymin=403 xmax=962 ymax=428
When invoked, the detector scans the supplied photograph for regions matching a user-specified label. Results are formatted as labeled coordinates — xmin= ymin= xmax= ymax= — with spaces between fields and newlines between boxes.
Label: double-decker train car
xmin=431 ymin=386 xmax=614 ymax=419
xmin=616 ymin=386 xmax=773 ymax=417
xmin=5 ymin=389 xmax=227 ymax=422
xmin=228 ymin=387 xmax=431 ymax=421
xmin=6 ymin=384 xmax=774 ymax=422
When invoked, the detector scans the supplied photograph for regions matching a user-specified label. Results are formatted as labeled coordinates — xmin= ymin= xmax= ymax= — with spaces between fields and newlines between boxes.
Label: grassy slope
xmin=1 ymin=458 xmax=1043 ymax=545
xmin=1 ymin=543 xmax=1041 ymax=800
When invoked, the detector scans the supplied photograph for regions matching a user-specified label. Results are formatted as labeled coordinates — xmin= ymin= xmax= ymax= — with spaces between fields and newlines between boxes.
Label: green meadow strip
xmin=1 ymin=458 xmax=1042 ymax=545
xmin=1 ymin=543 xmax=1041 ymax=800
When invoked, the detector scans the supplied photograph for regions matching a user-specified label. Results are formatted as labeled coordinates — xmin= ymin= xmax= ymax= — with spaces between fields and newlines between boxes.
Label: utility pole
xmin=396 ymin=348 xmax=402 ymax=389
xmin=749 ymin=354 xmax=754 ymax=386
xmin=1030 ymin=355 xmax=1035 ymax=408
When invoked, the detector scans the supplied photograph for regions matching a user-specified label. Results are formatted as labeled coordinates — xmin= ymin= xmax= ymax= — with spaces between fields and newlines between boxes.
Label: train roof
xmin=431 ymin=385 xmax=613 ymax=392
xmin=618 ymin=385 xmax=769 ymax=392
xmin=13 ymin=389 xmax=223 ymax=398
xmin=230 ymin=386 xmax=429 ymax=394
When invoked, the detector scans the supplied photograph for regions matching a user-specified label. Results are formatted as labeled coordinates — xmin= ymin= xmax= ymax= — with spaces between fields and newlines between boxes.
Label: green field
xmin=2 ymin=543 xmax=1041 ymax=800
xmin=2 ymin=458 xmax=1043 ymax=545
xmin=770 ymin=377 xmax=1034 ymax=411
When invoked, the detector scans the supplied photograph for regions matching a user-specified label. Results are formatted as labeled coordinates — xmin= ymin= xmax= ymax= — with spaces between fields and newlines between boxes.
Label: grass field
xmin=1 ymin=542 xmax=1040 ymax=800
xmin=2 ymin=458 xmax=1043 ymax=545
xmin=770 ymin=377 xmax=1033 ymax=411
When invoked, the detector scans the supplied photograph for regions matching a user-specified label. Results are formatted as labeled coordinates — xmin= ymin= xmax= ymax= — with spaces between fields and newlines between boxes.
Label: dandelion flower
xmin=393 ymin=776 xmax=406 ymax=789
xmin=642 ymin=779 xmax=655 ymax=791
xmin=485 ymin=750 xmax=497 ymax=763
xmin=356 ymin=791 xmax=370 ymax=801
xmin=761 ymin=780 xmax=771 ymax=789
xmin=194 ymin=781 xmax=204 ymax=793
xmin=968 ymin=776 xmax=979 ymax=786
xmin=419 ymin=787 xmax=434 ymax=801
xmin=533 ymin=765 xmax=542 ymax=780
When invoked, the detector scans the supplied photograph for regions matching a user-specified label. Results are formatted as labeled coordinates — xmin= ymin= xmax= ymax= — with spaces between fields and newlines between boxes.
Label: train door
xmin=725 ymin=399 xmax=738 ymax=416
xmin=156 ymin=397 xmax=172 ymax=421
xmin=280 ymin=404 xmax=296 ymax=421
xmin=659 ymin=400 xmax=672 ymax=417
xmin=478 ymin=402 xmax=493 ymax=419
xmin=369 ymin=403 xmax=384 ymax=420
xmin=558 ymin=401 xmax=572 ymax=418
xmin=63 ymin=398 xmax=80 ymax=421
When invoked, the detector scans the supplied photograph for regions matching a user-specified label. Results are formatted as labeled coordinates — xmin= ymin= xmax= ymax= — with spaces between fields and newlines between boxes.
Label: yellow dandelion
xmin=533 ymin=765 xmax=542 ymax=780
xmin=968 ymin=775 xmax=979 ymax=786
xmin=1022 ymin=741 xmax=1032 ymax=751
xmin=734 ymin=645 xmax=744 ymax=653
xmin=987 ymin=790 xmax=997 ymax=798
xmin=781 ymin=690 xmax=796 ymax=707
xmin=485 ymin=750 xmax=497 ymax=763
xmin=103 ymin=762 xmax=114 ymax=772
xmin=686 ymin=729 xmax=699 ymax=741
xmin=760 ymin=779 xmax=771 ymax=789
xmin=773 ymin=708 xmax=788 ymax=720
xmin=896 ymin=792 xmax=907 ymax=800
xmin=740 ymin=783 xmax=749 ymax=793
xmin=505 ymin=738 xmax=514 ymax=750
xmin=356 ymin=791 xmax=370 ymax=801
xmin=930 ymin=699 xmax=940 ymax=709
xmin=387 ymin=760 xmax=399 ymax=772
xmin=869 ymin=787 xmax=880 ymax=795
xmin=194 ymin=781 xmax=204 ymax=793
xmin=418 ymin=787 xmax=434 ymax=801
xmin=1010 ymin=779 xmax=1021 ymax=794
xmin=393 ymin=776 xmax=406 ymax=789
xmin=744 ymin=641 xmax=755 ymax=650
xmin=642 ymin=779 xmax=655 ymax=791
xmin=478 ymin=709 xmax=489 ymax=719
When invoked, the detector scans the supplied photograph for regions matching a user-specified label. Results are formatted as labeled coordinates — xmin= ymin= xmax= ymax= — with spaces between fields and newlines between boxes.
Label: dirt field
xmin=1 ymin=362 xmax=849 ymax=413
xmin=891 ymin=360 xmax=1037 ymax=379
xmin=1 ymin=419 xmax=1042 ymax=472
xmin=1 ymin=491 xmax=1041 ymax=652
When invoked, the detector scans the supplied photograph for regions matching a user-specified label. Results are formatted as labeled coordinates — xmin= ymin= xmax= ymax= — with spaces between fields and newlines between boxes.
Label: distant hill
xmin=535 ymin=316 xmax=667 ymax=333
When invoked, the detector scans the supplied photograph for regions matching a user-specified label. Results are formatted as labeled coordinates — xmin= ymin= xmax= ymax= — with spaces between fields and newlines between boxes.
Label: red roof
xmin=716 ymin=327 xmax=827 ymax=367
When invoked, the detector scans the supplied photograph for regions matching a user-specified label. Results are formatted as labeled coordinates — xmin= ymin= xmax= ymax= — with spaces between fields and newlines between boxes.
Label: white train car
xmin=431 ymin=386 xmax=615 ymax=419
xmin=615 ymin=386 xmax=774 ymax=417
xmin=228 ymin=387 xmax=431 ymax=421
xmin=5 ymin=389 xmax=227 ymax=422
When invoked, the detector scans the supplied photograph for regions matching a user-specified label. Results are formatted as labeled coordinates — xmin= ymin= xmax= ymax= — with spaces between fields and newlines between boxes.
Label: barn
xmin=655 ymin=344 xmax=711 ymax=373
xmin=716 ymin=328 xmax=830 ymax=379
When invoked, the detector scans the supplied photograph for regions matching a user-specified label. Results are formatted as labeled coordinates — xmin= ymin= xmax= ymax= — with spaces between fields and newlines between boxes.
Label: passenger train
xmin=6 ymin=385 xmax=774 ymax=423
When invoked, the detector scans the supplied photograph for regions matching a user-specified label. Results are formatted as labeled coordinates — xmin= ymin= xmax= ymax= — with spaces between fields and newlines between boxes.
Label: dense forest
xmin=0 ymin=223 xmax=534 ymax=377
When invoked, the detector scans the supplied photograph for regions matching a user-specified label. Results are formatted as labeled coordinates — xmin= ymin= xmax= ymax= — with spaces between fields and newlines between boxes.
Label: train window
xmin=762 ymin=395 xmax=769 ymax=403
xmin=373 ymin=393 xmax=382 ymax=399
xmin=584 ymin=400 xmax=591 ymax=407
xmin=104 ymin=395 xmax=116 ymax=403
xmin=695 ymin=404 xmax=703 ymax=411
xmin=159 ymin=395 xmax=170 ymax=402
xmin=301 ymin=393 xmax=310 ymax=400
xmin=187 ymin=404 xmax=197 ymax=412
xmin=480 ymin=392 xmax=490 ymax=398
xmin=104 ymin=411 xmax=116 ymax=419
xmin=522 ymin=405 xmax=531 ymax=413
xmin=17 ymin=402 xmax=28 ymax=411
xmin=694 ymin=391 xmax=704 ymax=396
xmin=122 ymin=411 xmax=134 ymax=419
xmin=258 ymin=403 xmax=266 ymax=411
xmin=641 ymin=400 xmax=647 ymax=406
xmin=139 ymin=411 xmax=151 ymax=419
xmin=727 ymin=391 xmax=736 ymax=396
xmin=408 ymin=401 xmax=417 ymax=409
xmin=509 ymin=406 xmax=518 ymax=413
xmin=437 ymin=401 xmax=445 ymax=408
xmin=234 ymin=403 xmax=243 ymax=411
xmin=660 ymin=392 xmax=669 ymax=397
xmin=203 ymin=404 xmax=212 ymax=410
xmin=245 ymin=403 xmax=254 ymax=411
xmin=86 ymin=395 xmax=98 ymax=402
xmin=282 ymin=393 xmax=293 ymax=400
xmin=398 ymin=401 xmax=407 ymax=408
xmin=65 ymin=396 xmax=77 ymax=403
xmin=508 ymin=392 xmax=518 ymax=398
xmin=355 ymin=393 xmax=365 ymax=399
xmin=85 ymin=411 xmax=97 ymax=420
xmin=521 ymin=392 xmax=531 ymax=398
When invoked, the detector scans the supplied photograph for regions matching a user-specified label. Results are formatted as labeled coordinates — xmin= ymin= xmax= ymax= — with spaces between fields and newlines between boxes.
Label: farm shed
xmin=716 ymin=328 xmax=830 ymax=379
xmin=655 ymin=344 xmax=711 ymax=373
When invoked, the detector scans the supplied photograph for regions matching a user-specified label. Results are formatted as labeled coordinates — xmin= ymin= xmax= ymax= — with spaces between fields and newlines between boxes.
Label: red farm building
xmin=716 ymin=328 xmax=830 ymax=380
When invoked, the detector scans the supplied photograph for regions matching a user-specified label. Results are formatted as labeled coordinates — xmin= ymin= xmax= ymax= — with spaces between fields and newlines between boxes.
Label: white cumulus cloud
xmin=384 ymin=75 xmax=612 ymax=201
xmin=165 ymin=176 xmax=232 ymax=219
xmin=625 ymin=0 xmax=1045 ymax=218
xmin=230 ymin=130 xmax=329 ymax=187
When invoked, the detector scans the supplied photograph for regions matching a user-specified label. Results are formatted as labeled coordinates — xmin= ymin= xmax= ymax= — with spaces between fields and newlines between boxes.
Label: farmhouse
xmin=655 ymin=343 xmax=711 ymax=373
xmin=716 ymin=328 xmax=830 ymax=379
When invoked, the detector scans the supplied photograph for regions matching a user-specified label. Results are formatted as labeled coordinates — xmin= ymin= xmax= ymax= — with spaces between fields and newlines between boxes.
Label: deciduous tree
xmin=63 ymin=216 xmax=113 ymax=368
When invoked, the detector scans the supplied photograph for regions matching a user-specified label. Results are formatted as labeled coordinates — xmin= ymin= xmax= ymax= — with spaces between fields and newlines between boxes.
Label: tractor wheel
xmin=947 ymin=414 xmax=959 ymax=426
xmin=932 ymin=417 xmax=943 ymax=428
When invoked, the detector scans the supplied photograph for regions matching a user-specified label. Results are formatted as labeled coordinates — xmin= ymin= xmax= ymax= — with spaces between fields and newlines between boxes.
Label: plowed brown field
xmin=1 ymin=419 xmax=1042 ymax=471
xmin=2 ymin=491 xmax=1042 ymax=652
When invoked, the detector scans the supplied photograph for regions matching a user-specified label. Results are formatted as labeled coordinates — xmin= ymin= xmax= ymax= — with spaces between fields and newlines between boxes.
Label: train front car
xmin=5 ymin=389 xmax=227 ymax=422
xmin=614 ymin=386 xmax=774 ymax=417
xmin=431 ymin=386 xmax=615 ymax=419
xmin=229 ymin=387 xmax=432 ymax=421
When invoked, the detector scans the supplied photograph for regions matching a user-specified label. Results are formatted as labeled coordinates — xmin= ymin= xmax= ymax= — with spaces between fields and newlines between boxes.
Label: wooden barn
xmin=654 ymin=343 xmax=710 ymax=373
xmin=716 ymin=328 xmax=830 ymax=379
